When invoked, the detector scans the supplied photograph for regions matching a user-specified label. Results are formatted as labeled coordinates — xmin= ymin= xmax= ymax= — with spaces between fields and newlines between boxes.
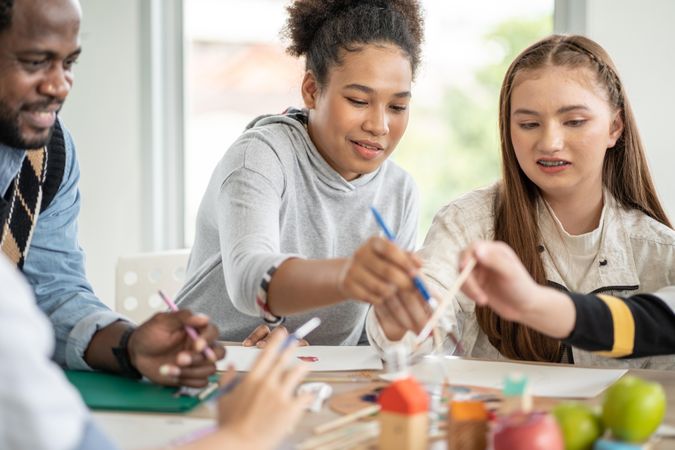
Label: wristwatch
xmin=112 ymin=325 xmax=143 ymax=379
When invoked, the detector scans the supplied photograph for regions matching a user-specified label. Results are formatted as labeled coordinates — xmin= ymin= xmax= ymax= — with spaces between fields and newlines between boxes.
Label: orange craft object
xmin=378 ymin=377 xmax=429 ymax=414
xmin=451 ymin=400 xmax=488 ymax=421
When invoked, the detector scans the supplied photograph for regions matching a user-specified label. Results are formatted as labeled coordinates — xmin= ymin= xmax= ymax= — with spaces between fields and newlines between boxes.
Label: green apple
xmin=602 ymin=376 xmax=666 ymax=443
xmin=553 ymin=402 xmax=604 ymax=450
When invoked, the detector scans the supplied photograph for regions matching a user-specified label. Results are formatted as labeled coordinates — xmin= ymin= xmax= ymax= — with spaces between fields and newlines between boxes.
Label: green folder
xmin=65 ymin=370 xmax=201 ymax=413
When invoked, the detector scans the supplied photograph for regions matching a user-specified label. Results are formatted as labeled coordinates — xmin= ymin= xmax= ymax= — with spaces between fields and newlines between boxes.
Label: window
xmin=183 ymin=0 xmax=553 ymax=244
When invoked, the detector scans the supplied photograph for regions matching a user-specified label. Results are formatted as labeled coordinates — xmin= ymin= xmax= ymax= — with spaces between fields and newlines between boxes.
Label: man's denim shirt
xmin=0 ymin=119 xmax=124 ymax=369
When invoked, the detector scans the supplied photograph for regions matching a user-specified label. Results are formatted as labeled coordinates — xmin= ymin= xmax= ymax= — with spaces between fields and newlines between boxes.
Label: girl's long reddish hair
xmin=478 ymin=35 xmax=672 ymax=362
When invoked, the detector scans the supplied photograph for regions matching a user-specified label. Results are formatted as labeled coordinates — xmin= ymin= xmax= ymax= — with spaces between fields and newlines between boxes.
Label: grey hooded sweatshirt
xmin=176 ymin=109 xmax=419 ymax=344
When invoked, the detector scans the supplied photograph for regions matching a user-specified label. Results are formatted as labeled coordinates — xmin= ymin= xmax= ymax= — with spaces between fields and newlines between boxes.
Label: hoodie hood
xmin=245 ymin=107 xmax=383 ymax=191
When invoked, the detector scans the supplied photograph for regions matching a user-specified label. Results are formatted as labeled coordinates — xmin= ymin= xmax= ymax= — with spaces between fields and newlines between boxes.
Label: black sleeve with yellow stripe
xmin=564 ymin=292 xmax=675 ymax=358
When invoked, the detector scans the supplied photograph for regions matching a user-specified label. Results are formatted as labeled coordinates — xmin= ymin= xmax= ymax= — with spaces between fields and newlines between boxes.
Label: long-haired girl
xmin=369 ymin=35 xmax=675 ymax=369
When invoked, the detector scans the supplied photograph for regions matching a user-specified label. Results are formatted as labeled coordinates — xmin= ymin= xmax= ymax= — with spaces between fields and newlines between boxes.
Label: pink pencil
xmin=158 ymin=290 xmax=217 ymax=362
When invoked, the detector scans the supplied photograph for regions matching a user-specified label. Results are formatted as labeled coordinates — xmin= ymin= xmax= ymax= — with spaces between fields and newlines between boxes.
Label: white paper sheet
xmin=217 ymin=345 xmax=383 ymax=372
xmin=406 ymin=356 xmax=627 ymax=398
xmin=94 ymin=412 xmax=215 ymax=450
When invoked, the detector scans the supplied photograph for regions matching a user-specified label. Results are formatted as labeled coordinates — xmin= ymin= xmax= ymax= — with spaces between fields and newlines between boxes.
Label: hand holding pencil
xmin=123 ymin=290 xmax=225 ymax=388
xmin=159 ymin=290 xmax=218 ymax=362
xmin=127 ymin=307 xmax=225 ymax=388
xmin=216 ymin=328 xmax=314 ymax=449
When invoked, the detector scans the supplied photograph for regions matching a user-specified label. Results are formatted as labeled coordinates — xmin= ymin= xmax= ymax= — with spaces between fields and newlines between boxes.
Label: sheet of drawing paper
xmin=93 ymin=412 xmax=214 ymax=449
xmin=216 ymin=345 xmax=383 ymax=372
xmin=407 ymin=356 xmax=627 ymax=398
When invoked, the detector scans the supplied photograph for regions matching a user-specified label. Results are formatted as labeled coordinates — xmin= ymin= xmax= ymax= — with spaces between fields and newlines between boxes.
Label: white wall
xmin=60 ymin=0 xmax=144 ymax=309
xmin=562 ymin=0 xmax=675 ymax=218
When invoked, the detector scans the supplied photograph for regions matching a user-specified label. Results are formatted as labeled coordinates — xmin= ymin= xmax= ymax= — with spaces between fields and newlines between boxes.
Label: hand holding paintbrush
xmin=370 ymin=207 xmax=464 ymax=353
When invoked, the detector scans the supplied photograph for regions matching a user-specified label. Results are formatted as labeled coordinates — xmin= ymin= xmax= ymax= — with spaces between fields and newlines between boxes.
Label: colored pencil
xmin=158 ymin=290 xmax=217 ymax=362
xmin=281 ymin=317 xmax=321 ymax=350
xmin=210 ymin=317 xmax=322 ymax=402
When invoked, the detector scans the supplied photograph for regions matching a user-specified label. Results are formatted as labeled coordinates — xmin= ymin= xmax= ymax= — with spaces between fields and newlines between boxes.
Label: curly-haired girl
xmin=177 ymin=0 xmax=427 ymax=347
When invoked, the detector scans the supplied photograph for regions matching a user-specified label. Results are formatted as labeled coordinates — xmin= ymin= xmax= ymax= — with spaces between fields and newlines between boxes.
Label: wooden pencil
xmin=416 ymin=258 xmax=476 ymax=345
xmin=313 ymin=404 xmax=380 ymax=435
xmin=433 ymin=325 xmax=444 ymax=355
xmin=298 ymin=422 xmax=376 ymax=449
xmin=303 ymin=377 xmax=372 ymax=383
xmin=314 ymin=425 xmax=378 ymax=450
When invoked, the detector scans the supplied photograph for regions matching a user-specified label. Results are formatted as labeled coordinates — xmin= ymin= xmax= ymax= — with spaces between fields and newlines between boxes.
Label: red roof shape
xmin=379 ymin=377 xmax=429 ymax=414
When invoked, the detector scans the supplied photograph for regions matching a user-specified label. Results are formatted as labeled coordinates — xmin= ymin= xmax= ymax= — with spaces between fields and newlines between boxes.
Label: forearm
xmin=83 ymin=320 xmax=132 ymax=373
xmin=564 ymin=291 xmax=675 ymax=358
xmin=266 ymin=258 xmax=348 ymax=316
xmin=519 ymin=286 xmax=576 ymax=339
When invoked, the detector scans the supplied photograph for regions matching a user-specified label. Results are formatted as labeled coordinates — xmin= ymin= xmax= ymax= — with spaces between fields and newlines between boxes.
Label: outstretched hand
xmin=459 ymin=240 xmax=542 ymax=320
xmin=459 ymin=240 xmax=576 ymax=339
xmin=128 ymin=310 xmax=225 ymax=387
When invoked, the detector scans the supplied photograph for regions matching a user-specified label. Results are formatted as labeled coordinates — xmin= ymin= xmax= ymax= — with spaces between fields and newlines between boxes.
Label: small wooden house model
xmin=378 ymin=377 xmax=429 ymax=450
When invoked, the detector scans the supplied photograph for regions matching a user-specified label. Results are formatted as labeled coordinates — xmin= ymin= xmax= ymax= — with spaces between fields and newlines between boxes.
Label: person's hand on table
xmin=242 ymin=324 xmax=309 ymax=348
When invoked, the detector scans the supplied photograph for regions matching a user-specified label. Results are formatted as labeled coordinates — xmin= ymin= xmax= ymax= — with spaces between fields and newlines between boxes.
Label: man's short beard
xmin=0 ymin=102 xmax=53 ymax=149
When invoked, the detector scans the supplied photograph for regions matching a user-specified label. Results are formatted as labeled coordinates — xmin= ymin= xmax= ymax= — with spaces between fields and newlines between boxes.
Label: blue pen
xmin=210 ymin=317 xmax=321 ymax=401
xmin=370 ymin=206 xmax=431 ymax=302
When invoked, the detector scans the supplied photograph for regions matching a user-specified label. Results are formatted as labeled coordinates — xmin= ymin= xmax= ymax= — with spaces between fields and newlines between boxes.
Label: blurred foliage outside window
xmin=184 ymin=1 xmax=553 ymax=245
xmin=398 ymin=14 xmax=553 ymax=241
